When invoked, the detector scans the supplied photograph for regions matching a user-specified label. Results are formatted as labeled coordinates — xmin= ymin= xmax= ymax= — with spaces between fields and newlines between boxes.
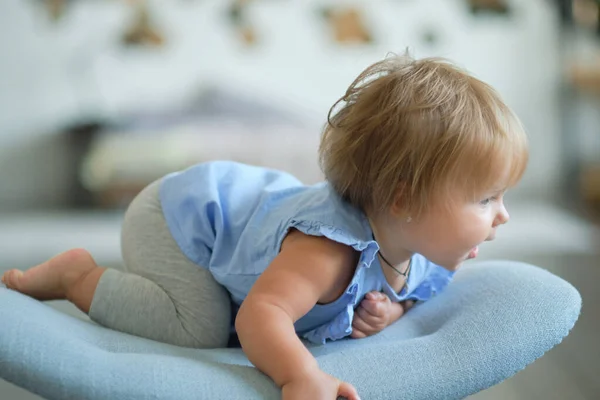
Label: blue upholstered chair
xmin=0 ymin=260 xmax=581 ymax=400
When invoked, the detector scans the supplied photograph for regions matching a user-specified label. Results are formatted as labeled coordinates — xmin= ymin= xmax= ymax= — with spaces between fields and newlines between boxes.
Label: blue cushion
xmin=0 ymin=261 xmax=581 ymax=400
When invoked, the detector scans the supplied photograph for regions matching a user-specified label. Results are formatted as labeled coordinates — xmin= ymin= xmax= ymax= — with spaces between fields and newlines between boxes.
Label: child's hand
xmin=351 ymin=291 xmax=414 ymax=339
xmin=282 ymin=369 xmax=360 ymax=400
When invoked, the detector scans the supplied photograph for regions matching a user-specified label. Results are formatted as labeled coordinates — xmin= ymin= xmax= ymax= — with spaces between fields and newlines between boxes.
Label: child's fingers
xmin=404 ymin=300 xmax=415 ymax=310
xmin=365 ymin=291 xmax=382 ymax=301
xmin=361 ymin=298 xmax=385 ymax=316
xmin=355 ymin=307 xmax=386 ymax=330
xmin=350 ymin=317 xmax=369 ymax=338
xmin=350 ymin=327 xmax=367 ymax=339
xmin=355 ymin=306 xmax=374 ymax=324
xmin=352 ymin=313 xmax=377 ymax=335
xmin=366 ymin=291 xmax=391 ymax=302
xmin=357 ymin=301 xmax=384 ymax=320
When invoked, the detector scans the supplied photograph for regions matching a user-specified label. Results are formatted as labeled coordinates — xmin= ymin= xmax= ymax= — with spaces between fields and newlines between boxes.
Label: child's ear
xmin=390 ymin=185 xmax=409 ymax=218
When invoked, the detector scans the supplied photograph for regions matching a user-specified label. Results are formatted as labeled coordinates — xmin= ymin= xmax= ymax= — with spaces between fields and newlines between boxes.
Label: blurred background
xmin=0 ymin=0 xmax=599 ymax=398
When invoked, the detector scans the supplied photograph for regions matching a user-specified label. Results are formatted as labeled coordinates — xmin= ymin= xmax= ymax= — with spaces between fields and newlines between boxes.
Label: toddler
xmin=2 ymin=53 xmax=528 ymax=400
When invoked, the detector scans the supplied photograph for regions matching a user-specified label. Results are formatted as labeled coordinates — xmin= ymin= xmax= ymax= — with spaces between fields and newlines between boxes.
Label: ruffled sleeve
xmin=290 ymin=220 xmax=380 ymax=345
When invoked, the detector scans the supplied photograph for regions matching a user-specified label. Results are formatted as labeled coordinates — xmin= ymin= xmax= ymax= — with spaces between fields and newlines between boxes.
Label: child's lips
xmin=467 ymin=246 xmax=479 ymax=259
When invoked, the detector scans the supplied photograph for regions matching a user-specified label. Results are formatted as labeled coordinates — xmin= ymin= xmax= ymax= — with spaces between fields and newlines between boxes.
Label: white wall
xmin=0 ymin=0 xmax=564 ymax=209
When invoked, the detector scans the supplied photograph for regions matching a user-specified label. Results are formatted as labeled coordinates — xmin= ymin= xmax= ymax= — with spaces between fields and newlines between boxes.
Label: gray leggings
xmin=89 ymin=180 xmax=232 ymax=348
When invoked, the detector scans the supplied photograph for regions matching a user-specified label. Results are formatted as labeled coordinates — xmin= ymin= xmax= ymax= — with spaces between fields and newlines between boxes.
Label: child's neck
xmin=379 ymin=255 xmax=411 ymax=293
xmin=368 ymin=216 xmax=413 ymax=293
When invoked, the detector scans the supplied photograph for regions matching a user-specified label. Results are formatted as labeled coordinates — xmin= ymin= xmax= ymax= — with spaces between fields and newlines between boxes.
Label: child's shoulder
xmin=279 ymin=228 xmax=360 ymax=304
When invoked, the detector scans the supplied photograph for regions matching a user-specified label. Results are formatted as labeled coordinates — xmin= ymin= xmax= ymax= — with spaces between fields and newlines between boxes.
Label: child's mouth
xmin=467 ymin=246 xmax=479 ymax=259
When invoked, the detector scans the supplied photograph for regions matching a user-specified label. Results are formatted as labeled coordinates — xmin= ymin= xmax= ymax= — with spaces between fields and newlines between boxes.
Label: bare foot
xmin=1 ymin=248 xmax=97 ymax=301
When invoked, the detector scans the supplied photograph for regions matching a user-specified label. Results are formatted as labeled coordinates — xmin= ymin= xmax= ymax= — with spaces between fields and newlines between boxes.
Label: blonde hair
xmin=319 ymin=52 xmax=528 ymax=217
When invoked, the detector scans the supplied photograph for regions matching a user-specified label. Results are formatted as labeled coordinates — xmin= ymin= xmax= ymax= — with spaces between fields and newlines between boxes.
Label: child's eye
xmin=479 ymin=191 xmax=505 ymax=207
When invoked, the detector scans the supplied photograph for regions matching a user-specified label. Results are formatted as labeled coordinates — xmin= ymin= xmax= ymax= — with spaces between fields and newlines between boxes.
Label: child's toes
xmin=2 ymin=270 xmax=12 ymax=285
xmin=2 ymin=269 xmax=23 ymax=289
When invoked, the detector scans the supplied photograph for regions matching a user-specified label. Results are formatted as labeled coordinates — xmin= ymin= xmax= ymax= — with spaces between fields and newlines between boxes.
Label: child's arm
xmin=235 ymin=230 xmax=360 ymax=400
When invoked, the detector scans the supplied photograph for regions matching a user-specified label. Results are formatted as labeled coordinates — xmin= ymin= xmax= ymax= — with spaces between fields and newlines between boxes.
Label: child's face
xmin=398 ymin=185 xmax=509 ymax=271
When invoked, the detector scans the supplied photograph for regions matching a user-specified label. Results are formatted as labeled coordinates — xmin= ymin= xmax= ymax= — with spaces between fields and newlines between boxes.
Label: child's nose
xmin=494 ymin=205 xmax=510 ymax=227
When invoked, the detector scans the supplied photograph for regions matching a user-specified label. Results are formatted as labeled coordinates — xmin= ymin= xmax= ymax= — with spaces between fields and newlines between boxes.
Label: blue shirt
xmin=160 ymin=161 xmax=455 ymax=344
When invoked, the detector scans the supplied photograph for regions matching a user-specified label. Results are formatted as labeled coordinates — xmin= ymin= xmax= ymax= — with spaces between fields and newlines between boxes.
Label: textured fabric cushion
xmin=0 ymin=261 xmax=581 ymax=400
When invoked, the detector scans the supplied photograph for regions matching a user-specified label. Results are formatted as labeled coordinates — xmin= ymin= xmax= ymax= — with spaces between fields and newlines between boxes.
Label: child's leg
xmin=2 ymin=180 xmax=231 ymax=349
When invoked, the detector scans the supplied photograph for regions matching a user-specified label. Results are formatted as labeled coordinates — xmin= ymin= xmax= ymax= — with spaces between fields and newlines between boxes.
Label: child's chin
xmin=440 ymin=262 xmax=463 ymax=271
xmin=448 ymin=264 xmax=463 ymax=271
xmin=432 ymin=256 xmax=470 ymax=271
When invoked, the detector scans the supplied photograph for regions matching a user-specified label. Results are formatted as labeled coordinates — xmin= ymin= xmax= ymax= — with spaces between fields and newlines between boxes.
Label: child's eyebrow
xmin=482 ymin=187 xmax=506 ymax=197
xmin=491 ymin=188 xmax=508 ymax=195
